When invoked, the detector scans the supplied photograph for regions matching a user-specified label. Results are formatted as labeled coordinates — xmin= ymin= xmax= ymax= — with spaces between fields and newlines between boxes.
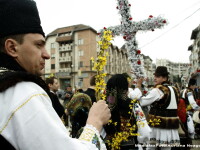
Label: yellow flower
xmin=90 ymin=57 xmax=94 ymax=61
xmin=126 ymin=123 xmax=131 ymax=126
xmin=93 ymin=30 xmax=113 ymax=100
xmin=47 ymin=73 xmax=54 ymax=78
xmin=98 ymin=41 xmax=103 ymax=45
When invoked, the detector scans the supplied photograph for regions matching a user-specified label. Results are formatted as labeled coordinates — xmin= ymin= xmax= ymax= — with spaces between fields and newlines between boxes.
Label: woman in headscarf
xmin=105 ymin=74 xmax=151 ymax=150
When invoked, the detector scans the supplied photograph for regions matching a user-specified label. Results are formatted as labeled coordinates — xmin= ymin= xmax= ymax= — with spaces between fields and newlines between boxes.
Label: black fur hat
xmin=189 ymin=78 xmax=196 ymax=86
xmin=154 ymin=66 xmax=169 ymax=77
xmin=0 ymin=0 xmax=45 ymax=38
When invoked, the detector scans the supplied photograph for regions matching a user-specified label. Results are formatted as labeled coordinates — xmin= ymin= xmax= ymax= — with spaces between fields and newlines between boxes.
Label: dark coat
xmin=49 ymin=92 xmax=65 ymax=118
xmin=84 ymin=88 xmax=96 ymax=103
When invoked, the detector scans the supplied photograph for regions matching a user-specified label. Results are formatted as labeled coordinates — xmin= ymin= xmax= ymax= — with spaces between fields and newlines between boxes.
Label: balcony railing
xmin=59 ymin=46 xmax=72 ymax=52
xmin=59 ymin=68 xmax=71 ymax=72
xmin=59 ymin=56 xmax=72 ymax=62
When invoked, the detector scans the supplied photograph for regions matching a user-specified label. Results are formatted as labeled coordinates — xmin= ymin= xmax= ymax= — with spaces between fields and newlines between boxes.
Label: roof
xmin=47 ymin=24 xmax=97 ymax=37
xmin=144 ymin=55 xmax=152 ymax=61
xmin=191 ymin=26 xmax=199 ymax=40
xmin=120 ymin=44 xmax=128 ymax=53
xmin=56 ymin=36 xmax=73 ymax=42
xmin=188 ymin=45 xmax=193 ymax=51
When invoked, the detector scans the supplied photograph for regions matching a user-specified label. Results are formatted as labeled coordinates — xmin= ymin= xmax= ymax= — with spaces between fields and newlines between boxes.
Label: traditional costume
xmin=139 ymin=67 xmax=180 ymax=149
xmin=0 ymin=50 xmax=106 ymax=150
xmin=105 ymin=74 xmax=151 ymax=150
xmin=181 ymin=79 xmax=200 ymax=139
xmin=0 ymin=0 xmax=106 ymax=149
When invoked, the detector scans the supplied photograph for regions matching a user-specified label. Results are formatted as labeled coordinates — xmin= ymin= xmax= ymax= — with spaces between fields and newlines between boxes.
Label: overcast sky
xmin=35 ymin=0 xmax=200 ymax=63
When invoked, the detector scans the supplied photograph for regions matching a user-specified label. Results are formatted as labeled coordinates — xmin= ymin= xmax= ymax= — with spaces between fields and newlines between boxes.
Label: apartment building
xmin=156 ymin=59 xmax=189 ymax=86
xmin=108 ymin=45 xmax=130 ymax=77
xmin=44 ymin=24 xmax=130 ymax=90
xmin=45 ymin=24 xmax=99 ymax=90
xmin=142 ymin=55 xmax=154 ymax=85
xmin=188 ymin=24 xmax=200 ymax=86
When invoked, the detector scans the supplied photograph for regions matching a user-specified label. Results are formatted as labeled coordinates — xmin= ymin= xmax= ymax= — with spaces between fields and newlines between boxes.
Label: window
xmin=79 ymin=61 xmax=83 ymax=67
xmin=51 ymin=64 xmax=55 ymax=69
xmin=51 ymin=54 xmax=55 ymax=59
xmin=51 ymin=43 xmax=55 ymax=49
xmin=78 ymin=50 xmax=84 ymax=56
xmin=78 ymin=39 xmax=84 ymax=45
xmin=78 ymin=78 xmax=83 ymax=88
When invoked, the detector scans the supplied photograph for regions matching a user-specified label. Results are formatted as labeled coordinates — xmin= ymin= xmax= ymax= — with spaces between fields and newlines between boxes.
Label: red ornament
xmin=129 ymin=17 xmax=132 ymax=20
xmin=149 ymin=15 xmax=153 ymax=18
xmin=123 ymin=36 xmax=126 ymax=39
xmin=103 ymin=90 xmax=106 ymax=95
xmin=163 ymin=20 xmax=166 ymax=23
xmin=143 ymin=90 xmax=147 ymax=94
xmin=129 ymin=4 xmax=131 ymax=6
xmin=137 ymin=60 xmax=141 ymax=65
xmin=97 ymin=33 xmax=100 ymax=35
xmin=151 ymin=29 xmax=154 ymax=31
xmin=103 ymin=27 xmax=107 ymax=29
xmin=137 ymin=50 xmax=141 ymax=54
xmin=116 ymin=6 xmax=119 ymax=9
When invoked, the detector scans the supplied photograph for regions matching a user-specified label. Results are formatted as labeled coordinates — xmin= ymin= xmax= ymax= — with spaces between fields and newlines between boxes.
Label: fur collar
xmin=0 ymin=53 xmax=50 ymax=95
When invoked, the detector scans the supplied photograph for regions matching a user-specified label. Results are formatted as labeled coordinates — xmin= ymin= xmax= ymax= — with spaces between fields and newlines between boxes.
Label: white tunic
xmin=128 ymin=88 xmax=142 ymax=99
xmin=0 ymin=81 xmax=105 ymax=150
xmin=181 ymin=88 xmax=200 ymax=110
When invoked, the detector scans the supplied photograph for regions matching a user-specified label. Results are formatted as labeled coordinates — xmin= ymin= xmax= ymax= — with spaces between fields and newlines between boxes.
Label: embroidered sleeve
xmin=132 ymin=102 xmax=151 ymax=143
xmin=78 ymin=124 xmax=106 ymax=150
xmin=187 ymin=92 xmax=200 ymax=110
xmin=132 ymin=103 xmax=147 ymax=128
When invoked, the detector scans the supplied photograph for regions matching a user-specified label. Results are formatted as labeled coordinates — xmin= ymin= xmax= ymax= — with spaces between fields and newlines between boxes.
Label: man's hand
xmin=86 ymin=100 xmax=111 ymax=132
xmin=65 ymin=93 xmax=71 ymax=98
xmin=136 ymin=78 xmax=144 ymax=89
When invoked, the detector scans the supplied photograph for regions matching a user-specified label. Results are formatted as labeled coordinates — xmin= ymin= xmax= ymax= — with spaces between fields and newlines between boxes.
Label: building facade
xmin=188 ymin=24 xmax=200 ymax=86
xmin=156 ymin=59 xmax=189 ymax=87
xmin=45 ymin=24 xmax=99 ymax=90
xmin=45 ymin=24 xmax=130 ymax=90
xmin=143 ymin=55 xmax=154 ymax=85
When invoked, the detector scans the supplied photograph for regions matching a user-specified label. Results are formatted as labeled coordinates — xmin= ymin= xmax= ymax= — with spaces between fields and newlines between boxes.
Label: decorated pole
xmin=98 ymin=0 xmax=167 ymax=80
xmin=93 ymin=0 xmax=168 ymax=100
xmin=92 ymin=1 xmax=168 ymax=149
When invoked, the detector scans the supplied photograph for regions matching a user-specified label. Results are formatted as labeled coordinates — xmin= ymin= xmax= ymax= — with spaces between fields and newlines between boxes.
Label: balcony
xmin=56 ymin=68 xmax=71 ymax=77
xmin=59 ymin=46 xmax=72 ymax=52
xmin=59 ymin=56 xmax=72 ymax=62
xmin=59 ymin=68 xmax=71 ymax=72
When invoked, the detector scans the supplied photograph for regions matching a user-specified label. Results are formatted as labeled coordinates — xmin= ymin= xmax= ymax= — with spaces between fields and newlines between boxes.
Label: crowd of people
xmin=0 ymin=0 xmax=200 ymax=150
xmin=49 ymin=66 xmax=200 ymax=150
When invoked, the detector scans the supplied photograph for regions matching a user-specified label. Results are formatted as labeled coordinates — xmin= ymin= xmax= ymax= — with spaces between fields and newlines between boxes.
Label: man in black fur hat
xmin=0 ymin=0 xmax=110 ymax=149
xmin=137 ymin=66 xmax=180 ymax=150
